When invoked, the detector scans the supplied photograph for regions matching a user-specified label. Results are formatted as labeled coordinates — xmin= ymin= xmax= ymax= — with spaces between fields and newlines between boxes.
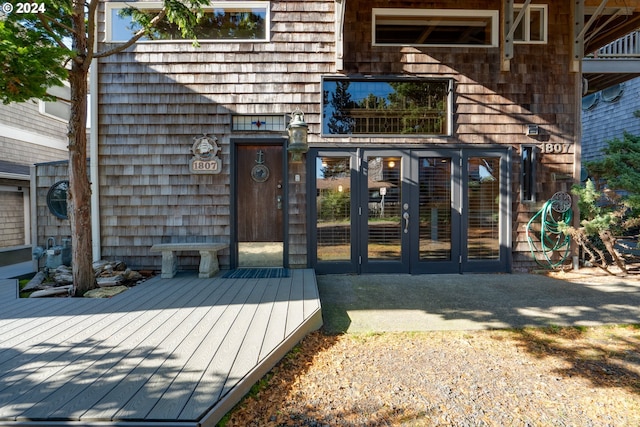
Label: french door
xmin=312 ymin=148 xmax=510 ymax=274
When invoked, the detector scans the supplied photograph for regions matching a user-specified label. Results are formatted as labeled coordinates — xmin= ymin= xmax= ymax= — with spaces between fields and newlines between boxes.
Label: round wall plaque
xmin=251 ymin=164 xmax=270 ymax=182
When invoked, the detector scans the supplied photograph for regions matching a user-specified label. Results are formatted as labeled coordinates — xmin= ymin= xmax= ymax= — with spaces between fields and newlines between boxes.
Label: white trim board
xmin=0 ymin=122 xmax=68 ymax=152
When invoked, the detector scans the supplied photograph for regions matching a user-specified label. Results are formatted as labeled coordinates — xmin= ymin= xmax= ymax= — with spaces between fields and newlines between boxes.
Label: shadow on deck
xmin=0 ymin=268 xmax=322 ymax=427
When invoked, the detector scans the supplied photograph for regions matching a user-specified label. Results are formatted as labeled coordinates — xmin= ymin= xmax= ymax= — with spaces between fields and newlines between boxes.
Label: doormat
xmin=222 ymin=268 xmax=291 ymax=279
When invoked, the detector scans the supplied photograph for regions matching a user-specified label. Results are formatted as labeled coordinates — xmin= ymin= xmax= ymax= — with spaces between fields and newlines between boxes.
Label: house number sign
xmin=539 ymin=143 xmax=572 ymax=154
xmin=190 ymin=134 xmax=222 ymax=174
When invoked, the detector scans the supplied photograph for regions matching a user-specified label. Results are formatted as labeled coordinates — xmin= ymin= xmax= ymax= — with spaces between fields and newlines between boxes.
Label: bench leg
xmin=199 ymin=250 xmax=219 ymax=278
xmin=160 ymin=251 xmax=178 ymax=279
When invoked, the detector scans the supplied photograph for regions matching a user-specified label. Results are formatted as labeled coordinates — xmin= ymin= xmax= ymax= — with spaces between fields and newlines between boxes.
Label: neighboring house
xmin=35 ymin=0 xmax=640 ymax=274
xmin=582 ymin=77 xmax=640 ymax=163
xmin=0 ymin=92 xmax=69 ymax=267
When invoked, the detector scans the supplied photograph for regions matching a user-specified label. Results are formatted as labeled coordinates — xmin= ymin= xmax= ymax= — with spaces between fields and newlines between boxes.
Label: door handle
xmin=277 ymin=195 xmax=282 ymax=210
xmin=403 ymin=212 xmax=409 ymax=234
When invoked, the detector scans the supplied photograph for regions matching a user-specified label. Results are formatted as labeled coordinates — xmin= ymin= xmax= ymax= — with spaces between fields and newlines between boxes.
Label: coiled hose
xmin=525 ymin=195 xmax=573 ymax=268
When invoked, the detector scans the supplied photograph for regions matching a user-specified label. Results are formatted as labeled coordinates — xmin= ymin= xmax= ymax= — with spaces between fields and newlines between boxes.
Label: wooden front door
xmin=236 ymin=144 xmax=284 ymax=267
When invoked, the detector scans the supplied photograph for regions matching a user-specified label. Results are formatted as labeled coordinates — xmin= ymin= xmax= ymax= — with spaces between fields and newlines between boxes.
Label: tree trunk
xmin=599 ymin=230 xmax=628 ymax=274
xmin=68 ymin=2 xmax=96 ymax=296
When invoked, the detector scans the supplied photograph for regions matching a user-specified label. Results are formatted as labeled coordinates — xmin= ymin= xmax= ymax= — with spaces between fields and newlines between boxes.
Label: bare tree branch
xmin=94 ymin=9 xmax=167 ymax=58
xmin=36 ymin=13 xmax=72 ymax=51
xmin=85 ymin=0 xmax=99 ymax=64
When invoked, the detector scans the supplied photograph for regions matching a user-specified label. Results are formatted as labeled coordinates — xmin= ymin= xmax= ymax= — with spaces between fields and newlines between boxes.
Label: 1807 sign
xmin=189 ymin=134 xmax=222 ymax=174
xmin=191 ymin=159 xmax=220 ymax=172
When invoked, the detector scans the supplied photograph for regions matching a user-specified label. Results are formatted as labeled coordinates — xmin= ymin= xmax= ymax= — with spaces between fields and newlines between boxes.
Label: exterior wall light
xmin=287 ymin=109 xmax=309 ymax=162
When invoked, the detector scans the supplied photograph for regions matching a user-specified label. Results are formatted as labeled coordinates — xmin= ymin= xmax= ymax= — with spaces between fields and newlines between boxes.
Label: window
xmin=107 ymin=1 xmax=269 ymax=42
xmin=47 ymin=180 xmax=69 ymax=219
xmin=322 ymin=78 xmax=452 ymax=136
xmin=372 ymin=8 xmax=499 ymax=47
xmin=601 ymin=83 xmax=624 ymax=102
xmin=581 ymin=93 xmax=599 ymax=111
xmin=513 ymin=4 xmax=547 ymax=44
xmin=316 ymin=156 xmax=352 ymax=262
xmin=39 ymin=84 xmax=71 ymax=122
xmin=521 ymin=146 xmax=536 ymax=202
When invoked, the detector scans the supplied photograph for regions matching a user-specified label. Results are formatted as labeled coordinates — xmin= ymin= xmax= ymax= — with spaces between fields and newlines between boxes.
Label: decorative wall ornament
xmin=189 ymin=134 xmax=222 ymax=174
xmin=251 ymin=149 xmax=270 ymax=182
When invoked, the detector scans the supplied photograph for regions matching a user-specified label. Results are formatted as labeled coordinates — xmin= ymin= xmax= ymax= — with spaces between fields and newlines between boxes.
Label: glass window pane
xmin=468 ymin=157 xmax=500 ymax=259
xmin=110 ymin=6 xmax=267 ymax=41
xmin=375 ymin=13 xmax=495 ymax=46
xmin=419 ymin=157 xmax=452 ymax=260
xmin=367 ymin=157 xmax=402 ymax=261
xmin=47 ymin=181 xmax=69 ymax=220
xmin=529 ymin=8 xmax=543 ymax=41
xmin=521 ymin=146 xmax=535 ymax=201
xmin=111 ymin=9 xmax=142 ymax=42
xmin=317 ymin=157 xmax=351 ymax=262
xmin=43 ymin=99 xmax=71 ymax=121
xmin=323 ymin=79 xmax=450 ymax=136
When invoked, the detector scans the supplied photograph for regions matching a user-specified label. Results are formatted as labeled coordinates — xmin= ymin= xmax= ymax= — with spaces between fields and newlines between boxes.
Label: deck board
xmin=259 ymin=276 xmax=292 ymax=361
xmin=9 ymin=279 xmax=200 ymax=421
xmin=110 ymin=277 xmax=239 ymax=420
xmin=0 ymin=270 xmax=322 ymax=426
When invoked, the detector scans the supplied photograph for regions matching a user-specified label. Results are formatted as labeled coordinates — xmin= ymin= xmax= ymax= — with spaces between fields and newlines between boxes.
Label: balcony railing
xmin=588 ymin=30 xmax=640 ymax=58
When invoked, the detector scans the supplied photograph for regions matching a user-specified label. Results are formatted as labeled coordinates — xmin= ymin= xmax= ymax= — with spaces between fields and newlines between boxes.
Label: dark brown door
xmin=236 ymin=144 xmax=284 ymax=266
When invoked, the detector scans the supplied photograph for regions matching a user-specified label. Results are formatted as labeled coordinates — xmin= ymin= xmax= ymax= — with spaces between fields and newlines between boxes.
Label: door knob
xmin=403 ymin=212 xmax=409 ymax=233
xmin=277 ymin=195 xmax=282 ymax=210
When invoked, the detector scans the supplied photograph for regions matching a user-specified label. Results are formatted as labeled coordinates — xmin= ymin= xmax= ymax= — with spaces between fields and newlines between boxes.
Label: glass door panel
xmin=366 ymin=156 xmax=402 ymax=262
xmin=316 ymin=156 xmax=352 ymax=262
xmin=467 ymin=157 xmax=501 ymax=260
xmin=418 ymin=157 xmax=452 ymax=261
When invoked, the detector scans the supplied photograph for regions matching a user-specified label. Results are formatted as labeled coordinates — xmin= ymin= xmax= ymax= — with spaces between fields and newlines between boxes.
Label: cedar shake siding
xmin=96 ymin=0 xmax=580 ymax=272
xmin=339 ymin=0 xmax=579 ymax=270
xmin=97 ymin=0 xmax=335 ymax=270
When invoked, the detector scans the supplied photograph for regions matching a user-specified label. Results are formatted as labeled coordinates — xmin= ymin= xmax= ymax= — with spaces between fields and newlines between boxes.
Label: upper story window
xmin=513 ymin=4 xmax=547 ymax=44
xmin=372 ymin=8 xmax=499 ymax=47
xmin=39 ymin=84 xmax=71 ymax=122
xmin=107 ymin=1 xmax=269 ymax=42
xmin=322 ymin=77 xmax=452 ymax=137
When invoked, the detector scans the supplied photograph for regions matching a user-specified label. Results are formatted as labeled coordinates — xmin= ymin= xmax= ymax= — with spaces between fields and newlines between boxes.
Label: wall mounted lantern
xmin=286 ymin=109 xmax=309 ymax=162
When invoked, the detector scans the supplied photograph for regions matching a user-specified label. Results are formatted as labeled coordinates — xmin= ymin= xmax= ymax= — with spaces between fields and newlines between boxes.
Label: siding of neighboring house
xmin=0 ymin=97 xmax=68 ymax=259
xmin=0 ymin=190 xmax=25 ymax=247
xmin=581 ymin=77 xmax=640 ymax=163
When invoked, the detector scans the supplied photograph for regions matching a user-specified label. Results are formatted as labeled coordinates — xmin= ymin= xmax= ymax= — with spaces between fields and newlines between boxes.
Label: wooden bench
xmin=150 ymin=243 xmax=229 ymax=279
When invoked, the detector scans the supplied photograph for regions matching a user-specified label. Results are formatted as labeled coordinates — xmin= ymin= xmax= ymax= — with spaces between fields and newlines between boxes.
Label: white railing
xmin=590 ymin=30 xmax=640 ymax=58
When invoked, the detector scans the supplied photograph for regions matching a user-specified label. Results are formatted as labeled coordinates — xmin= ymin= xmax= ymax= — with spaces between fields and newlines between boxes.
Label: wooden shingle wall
xmin=340 ymin=0 xmax=580 ymax=270
xmin=97 ymin=1 xmax=335 ymax=270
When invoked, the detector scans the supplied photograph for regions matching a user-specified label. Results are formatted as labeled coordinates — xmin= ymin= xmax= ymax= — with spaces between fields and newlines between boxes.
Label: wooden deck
xmin=0 ymin=269 xmax=322 ymax=426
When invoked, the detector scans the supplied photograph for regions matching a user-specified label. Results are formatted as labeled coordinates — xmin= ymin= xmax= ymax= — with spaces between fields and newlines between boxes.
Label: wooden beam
xmin=502 ymin=0 xmax=513 ymax=71
xmin=335 ymin=0 xmax=345 ymax=72
xmin=573 ymin=0 xmax=585 ymax=72
xmin=502 ymin=0 xmax=531 ymax=71
xmin=576 ymin=0 xmax=610 ymax=42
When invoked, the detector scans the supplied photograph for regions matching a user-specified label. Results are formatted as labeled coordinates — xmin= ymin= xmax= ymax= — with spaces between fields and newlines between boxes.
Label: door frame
xmin=308 ymin=149 xmax=358 ymax=274
xmin=460 ymin=147 xmax=512 ymax=273
xmin=359 ymin=148 xmax=410 ymax=273
xmin=408 ymin=149 xmax=462 ymax=274
xmin=230 ymin=138 xmax=289 ymax=269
